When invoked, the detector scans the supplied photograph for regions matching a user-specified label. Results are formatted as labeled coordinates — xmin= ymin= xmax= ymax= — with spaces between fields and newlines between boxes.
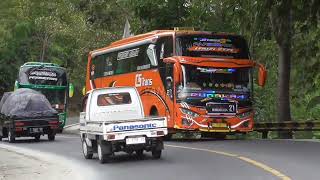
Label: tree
xmin=266 ymin=0 xmax=293 ymax=138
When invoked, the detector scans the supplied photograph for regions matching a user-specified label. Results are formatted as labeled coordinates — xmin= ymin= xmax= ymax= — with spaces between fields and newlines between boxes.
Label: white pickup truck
xmin=80 ymin=87 xmax=167 ymax=163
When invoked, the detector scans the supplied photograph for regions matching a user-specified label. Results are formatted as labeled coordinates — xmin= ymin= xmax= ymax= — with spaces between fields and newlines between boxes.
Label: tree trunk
xmin=278 ymin=45 xmax=293 ymax=138
xmin=40 ymin=34 xmax=49 ymax=62
xmin=268 ymin=0 xmax=293 ymax=138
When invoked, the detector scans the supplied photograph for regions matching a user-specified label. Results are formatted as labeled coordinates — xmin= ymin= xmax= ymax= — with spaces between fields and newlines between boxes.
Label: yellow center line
xmin=165 ymin=144 xmax=291 ymax=180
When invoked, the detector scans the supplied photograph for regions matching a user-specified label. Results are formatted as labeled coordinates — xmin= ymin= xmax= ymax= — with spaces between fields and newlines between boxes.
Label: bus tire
xmin=82 ymin=140 xmax=93 ymax=159
xmin=8 ymin=130 xmax=15 ymax=143
xmin=150 ymin=107 xmax=158 ymax=116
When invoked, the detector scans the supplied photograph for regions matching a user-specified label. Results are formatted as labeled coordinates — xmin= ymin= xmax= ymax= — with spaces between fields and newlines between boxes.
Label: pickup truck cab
xmin=80 ymin=87 xmax=167 ymax=163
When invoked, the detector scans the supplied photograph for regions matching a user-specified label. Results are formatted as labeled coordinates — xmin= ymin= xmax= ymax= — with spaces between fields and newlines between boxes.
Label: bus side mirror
xmin=14 ymin=80 xmax=19 ymax=91
xmin=69 ymin=83 xmax=74 ymax=98
xmin=257 ymin=65 xmax=267 ymax=87
xmin=174 ymin=63 xmax=182 ymax=84
xmin=147 ymin=44 xmax=158 ymax=66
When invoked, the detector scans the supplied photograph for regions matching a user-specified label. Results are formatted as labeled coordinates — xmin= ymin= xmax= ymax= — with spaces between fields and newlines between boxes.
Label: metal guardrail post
xmin=262 ymin=131 xmax=268 ymax=139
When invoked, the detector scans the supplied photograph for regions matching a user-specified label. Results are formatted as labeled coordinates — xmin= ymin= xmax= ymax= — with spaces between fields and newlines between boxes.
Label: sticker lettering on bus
xmin=117 ymin=48 xmax=140 ymax=61
xmin=135 ymin=74 xmax=153 ymax=87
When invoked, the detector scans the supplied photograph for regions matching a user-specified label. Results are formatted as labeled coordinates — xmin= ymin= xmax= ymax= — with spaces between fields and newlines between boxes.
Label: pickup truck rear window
xmin=97 ymin=92 xmax=132 ymax=106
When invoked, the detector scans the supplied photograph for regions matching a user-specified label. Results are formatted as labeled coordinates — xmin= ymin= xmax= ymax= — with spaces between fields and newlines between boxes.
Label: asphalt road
xmin=1 ymin=134 xmax=320 ymax=180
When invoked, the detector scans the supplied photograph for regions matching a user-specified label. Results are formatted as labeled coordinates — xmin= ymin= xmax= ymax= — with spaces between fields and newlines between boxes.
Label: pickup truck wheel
xmin=135 ymin=149 xmax=144 ymax=158
xmin=97 ymin=143 xmax=110 ymax=164
xmin=8 ymin=130 xmax=15 ymax=143
xmin=34 ymin=134 xmax=41 ymax=142
xmin=48 ymin=133 xmax=55 ymax=141
xmin=151 ymin=150 xmax=162 ymax=159
xmin=82 ymin=140 xmax=93 ymax=159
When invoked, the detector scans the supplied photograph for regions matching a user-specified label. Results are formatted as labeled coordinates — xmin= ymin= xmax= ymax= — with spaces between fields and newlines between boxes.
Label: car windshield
xmin=38 ymin=89 xmax=66 ymax=105
xmin=177 ymin=65 xmax=252 ymax=107
xmin=176 ymin=35 xmax=250 ymax=59
xmin=18 ymin=66 xmax=67 ymax=86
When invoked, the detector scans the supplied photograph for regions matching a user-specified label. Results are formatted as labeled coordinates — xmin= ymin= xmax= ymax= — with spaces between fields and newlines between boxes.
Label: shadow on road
xmin=1 ymin=137 xmax=61 ymax=144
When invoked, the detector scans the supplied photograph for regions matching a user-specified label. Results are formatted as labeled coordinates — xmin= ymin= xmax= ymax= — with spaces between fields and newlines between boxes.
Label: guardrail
xmin=254 ymin=121 xmax=320 ymax=139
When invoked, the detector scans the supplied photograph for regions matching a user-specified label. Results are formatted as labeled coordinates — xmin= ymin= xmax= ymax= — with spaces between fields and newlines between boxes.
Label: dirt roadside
xmin=0 ymin=147 xmax=75 ymax=180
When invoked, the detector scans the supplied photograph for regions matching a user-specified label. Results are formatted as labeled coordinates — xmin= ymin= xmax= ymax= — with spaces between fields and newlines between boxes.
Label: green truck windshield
xmin=18 ymin=66 xmax=67 ymax=86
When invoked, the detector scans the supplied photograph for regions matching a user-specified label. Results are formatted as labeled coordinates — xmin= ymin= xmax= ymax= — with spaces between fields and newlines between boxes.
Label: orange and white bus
xmin=85 ymin=29 xmax=267 ymax=138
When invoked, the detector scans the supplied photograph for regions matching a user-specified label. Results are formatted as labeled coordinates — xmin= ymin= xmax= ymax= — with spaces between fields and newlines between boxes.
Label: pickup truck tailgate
xmin=83 ymin=117 xmax=167 ymax=141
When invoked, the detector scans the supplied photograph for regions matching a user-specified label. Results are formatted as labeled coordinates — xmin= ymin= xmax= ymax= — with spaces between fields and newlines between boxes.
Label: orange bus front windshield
xmin=175 ymin=35 xmax=250 ymax=59
xmin=177 ymin=65 xmax=252 ymax=107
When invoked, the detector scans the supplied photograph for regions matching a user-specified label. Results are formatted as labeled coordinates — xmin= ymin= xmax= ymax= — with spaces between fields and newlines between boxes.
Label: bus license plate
xmin=212 ymin=123 xmax=227 ymax=128
xmin=126 ymin=137 xmax=146 ymax=145
xmin=29 ymin=127 xmax=43 ymax=133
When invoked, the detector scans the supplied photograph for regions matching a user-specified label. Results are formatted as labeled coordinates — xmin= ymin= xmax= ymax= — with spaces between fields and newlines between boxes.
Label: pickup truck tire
xmin=98 ymin=143 xmax=111 ymax=164
xmin=8 ymin=130 xmax=15 ymax=143
xmin=34 ymin=134 xmax=41 ymax=142
xmin=82 ymin=140 xmax=93 ymax=159
xmin=48 ymin=133 xmax=55 ymax=141
xmin=151 ymin=149 xmax=162 ymax=159
xmin=0 ymin=136 xmax=2 ymax=141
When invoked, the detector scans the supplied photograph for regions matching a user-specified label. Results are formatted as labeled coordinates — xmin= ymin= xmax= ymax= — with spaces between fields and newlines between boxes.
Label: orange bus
xmin=85 ymin=30 xmax=267 ymax=138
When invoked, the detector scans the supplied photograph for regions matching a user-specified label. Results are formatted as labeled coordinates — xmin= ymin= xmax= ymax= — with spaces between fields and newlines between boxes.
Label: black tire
xmin=48 ymin=133 xmax=55 ymax=141
xmin=150 ymin=107 xmax=159 ymax=116
xmin=0 ymin=136 xmax=2 ymax=141
xmin=82 ymin=140 xmax=93 ymax=159
xmin=97 ymin=142 xmax=111 ymax=164
xmin=34 ymin=134 xmax=41 ymax=142
xmin=135 ymin=149 xmax=144 ymax=158
xmin=151 ymin=149 xmax=162 ymax=159
xmin=8 ymin=130 xmax=15 ymax=143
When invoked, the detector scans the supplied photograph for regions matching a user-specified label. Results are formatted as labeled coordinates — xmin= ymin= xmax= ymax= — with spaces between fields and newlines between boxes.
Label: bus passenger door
xmin=164 ymin=63 xmax=175 ymax=127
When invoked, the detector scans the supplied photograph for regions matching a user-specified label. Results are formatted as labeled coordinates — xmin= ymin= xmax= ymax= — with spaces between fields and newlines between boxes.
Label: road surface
xmin=1 ymin=134 xmax=320 ymax=180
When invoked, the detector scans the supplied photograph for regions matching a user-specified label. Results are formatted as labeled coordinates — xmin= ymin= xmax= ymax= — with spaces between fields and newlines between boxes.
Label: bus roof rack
xmin=22 ymin=62 xmax=60 ymax=67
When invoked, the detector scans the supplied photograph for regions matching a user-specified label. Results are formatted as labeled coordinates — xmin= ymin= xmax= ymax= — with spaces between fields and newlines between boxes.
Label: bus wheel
xmin=150 ymin=107 xmax=158 ymax=116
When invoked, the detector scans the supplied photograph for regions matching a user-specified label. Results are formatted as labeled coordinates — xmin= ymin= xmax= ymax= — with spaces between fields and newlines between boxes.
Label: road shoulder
xmin=0 ymin=147 xmax=75 ymax=180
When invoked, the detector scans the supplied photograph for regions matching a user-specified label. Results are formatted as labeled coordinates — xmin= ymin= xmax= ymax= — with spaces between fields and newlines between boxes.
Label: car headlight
xmin=180 ymin=108 xmax=200 ymax=118
xmin=237 ymin=111 xmax=252 ymax=119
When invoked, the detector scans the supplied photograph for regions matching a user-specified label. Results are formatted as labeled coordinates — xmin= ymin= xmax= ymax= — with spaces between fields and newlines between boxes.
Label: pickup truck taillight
xmin=107 ymin=134 xmax=115 ymax=140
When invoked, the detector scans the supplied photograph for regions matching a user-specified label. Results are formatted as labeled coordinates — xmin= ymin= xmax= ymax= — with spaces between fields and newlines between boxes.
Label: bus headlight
xmin=180 ymin=108 xmax=200 ymax=118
